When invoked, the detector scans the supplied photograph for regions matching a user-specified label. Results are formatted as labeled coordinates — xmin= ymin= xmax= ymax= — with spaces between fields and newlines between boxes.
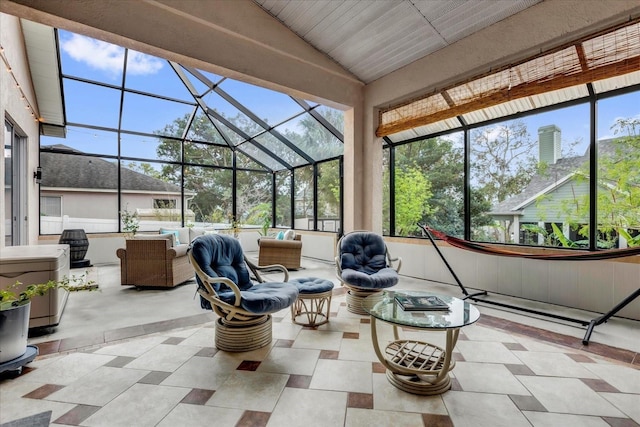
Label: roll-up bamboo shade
xmin=377 ymin=20 xmax=640 ymax=137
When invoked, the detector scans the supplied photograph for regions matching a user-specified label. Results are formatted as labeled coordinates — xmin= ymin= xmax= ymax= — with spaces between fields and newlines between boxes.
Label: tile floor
xmin=1 ymin=256 xmax=639 ymax=427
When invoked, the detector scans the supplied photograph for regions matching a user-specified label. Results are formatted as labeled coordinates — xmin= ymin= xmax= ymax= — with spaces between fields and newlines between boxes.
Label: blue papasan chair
xmin=335 ymin=231 xmax=402 ymax=314
xmin=189 ymin=234 xmax=299 ymax=351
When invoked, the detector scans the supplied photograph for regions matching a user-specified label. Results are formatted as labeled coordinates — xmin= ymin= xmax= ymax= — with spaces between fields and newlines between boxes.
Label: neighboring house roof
xmin=40 ymin=145 xmax=184 ymax=193
xmin=491 ymin=139 xmax=617 ymax=215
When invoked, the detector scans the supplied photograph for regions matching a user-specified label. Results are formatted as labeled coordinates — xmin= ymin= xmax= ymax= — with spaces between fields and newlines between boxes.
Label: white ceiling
xmin=253 ymin=0 xmax=542 ymax=83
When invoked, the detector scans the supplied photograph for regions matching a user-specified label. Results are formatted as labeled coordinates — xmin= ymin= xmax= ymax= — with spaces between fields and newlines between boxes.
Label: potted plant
xmin=0 ymin=275 xmax=97 ymax=364
xmin=120 ymin=206 xmax=140 ymax=238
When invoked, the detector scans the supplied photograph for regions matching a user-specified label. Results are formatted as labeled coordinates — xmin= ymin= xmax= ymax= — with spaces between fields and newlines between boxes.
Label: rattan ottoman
xmin=290 ymin=277 xmax=334 ymax=327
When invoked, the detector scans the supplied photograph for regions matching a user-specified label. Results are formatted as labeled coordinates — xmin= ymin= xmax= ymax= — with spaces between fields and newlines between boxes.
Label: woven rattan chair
xmin=116 ymin=234 xmax=194 ymax=288
xmin=257 ymin=234 xmax=302 ymax=269
xmin=189 ymin=234 xmax=299 ymax=352
xmin=335 ymin=231 xmax=402 ymax=314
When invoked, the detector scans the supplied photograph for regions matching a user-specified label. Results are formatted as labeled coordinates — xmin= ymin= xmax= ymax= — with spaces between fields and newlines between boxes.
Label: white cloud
xmin=60 ymin=34 xmax=162 ymax=78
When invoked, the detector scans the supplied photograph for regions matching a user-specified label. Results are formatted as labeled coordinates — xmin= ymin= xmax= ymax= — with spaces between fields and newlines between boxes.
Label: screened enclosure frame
xmin=39 ymin=28 xmax=345 ymax=235
xmin=383 ymin=83 xmax=640 ymax=251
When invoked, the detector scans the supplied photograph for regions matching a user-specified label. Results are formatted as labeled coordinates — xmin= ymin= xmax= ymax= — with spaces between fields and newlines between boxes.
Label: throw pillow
xmin=160 ymin=229 xmax=180 ymax=245
xmin=276 ymin=231 xmax=285 ymax=240
xmin=283 ymin=229 xmax=296 ymax=240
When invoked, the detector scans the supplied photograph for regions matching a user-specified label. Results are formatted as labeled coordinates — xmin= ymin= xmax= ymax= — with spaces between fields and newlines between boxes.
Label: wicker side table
xmin=290 ymin=277 xmax=334 ymax=327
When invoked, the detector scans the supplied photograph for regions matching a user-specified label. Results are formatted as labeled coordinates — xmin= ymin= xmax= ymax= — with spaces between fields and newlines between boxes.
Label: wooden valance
xmin=377 ymin=20 xmax=640 ymax=137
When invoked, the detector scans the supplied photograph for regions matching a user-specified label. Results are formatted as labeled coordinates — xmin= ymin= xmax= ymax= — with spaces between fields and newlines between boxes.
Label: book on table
xmin=395 ymin=295 xmax=450 ymax=311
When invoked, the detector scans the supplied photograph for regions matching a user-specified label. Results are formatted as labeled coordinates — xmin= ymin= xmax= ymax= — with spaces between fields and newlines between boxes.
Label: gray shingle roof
xmin=491 ymin=139 xmax=617 ymax=214
xmin=40 ymin=145 xmax=182 ymax=193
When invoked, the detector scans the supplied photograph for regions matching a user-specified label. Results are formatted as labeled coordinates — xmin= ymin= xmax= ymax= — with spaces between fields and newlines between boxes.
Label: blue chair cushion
xmin=290 ymin=277 xmax=334 ymax=294
xmin=341 ymin=267 xmax=399 ymax=289
xmin=218 ymin=282 xmax=299 ymax=314
xmin=339 ymin=232 xmax=388 ymax=275
xmin=189 ymin=234 xmax=299 ymax=313
xmin=190 ymin=234 xmax=253 ymax=293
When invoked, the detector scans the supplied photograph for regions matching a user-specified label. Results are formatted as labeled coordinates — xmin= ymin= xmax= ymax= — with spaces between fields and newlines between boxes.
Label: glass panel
xmin=596 ymin=91 xmax=640 ymax=249
xmin=383 ymin=148 xmax=390 ymax=235
xmin=121 ymin=92 xmax=195 ymax=136
xmin=184 ymin=141 xmax=232 ymax=167
xmin=211 ymin=116 xmax=246 ymax=146
xmin=43 ymin=126 xmax=118 ymax=156
xmin=254 ymin=131 xmax=307 ymax=167
xmin=317 ymin=160 xmax=340 ymax=232
xmin=276 ymin=170 xmax=292 ymax=228
xmin=276 ymin=114 xmax=343 ymax=161
xmin=294 ymin=166 xmax=314 ymax=230
xmin=237 ymin=151 xmax=268 ymax=171
xmin=59 ymin=31 xmax=124 ymax=84
xmin=125 ymin=51 xmax=193 ymax=101
xmin=393 ymin=132 xmax=464 ymax=237
xmin=4 ymin=121 xmax=12 ymax=245
xmin=40 ymin=153 xmax=120 ymax=234
xmin=63 ymin=79 xmax=121 ymax=128
xmin=181 ymin=67 xmax=212 ymax=95
xmin=238 ymin=170 xmax=272 ymax=233
xmin=219 ymin=79 xmax=304 ymax=125
xmin=470 ymin=102 xmax=590 ymax=246
xmin=202 ymin=91 xmax=264 ymax=138
xmin=186 ymin=108 xmax=227 ymax=144
xmin=237 ymin=141 xmax=287 ymax=171
xmin=121 ymin=161 xmax=184 ymax=232
xmin=121 ymin=133 xmax=181 ymax=162
xmin=313 ymin=105 xmax=345 ymax=135
xmin=183 ymin=165 xmax=232 ymax=227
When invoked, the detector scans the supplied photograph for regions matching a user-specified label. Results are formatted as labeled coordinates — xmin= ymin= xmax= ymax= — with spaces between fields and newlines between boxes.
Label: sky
xmin=44 ymin=31 xmax=640 ymax=164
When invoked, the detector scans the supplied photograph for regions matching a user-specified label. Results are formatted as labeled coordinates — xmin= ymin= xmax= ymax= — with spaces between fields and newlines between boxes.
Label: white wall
xmin=386 ymin=237 xmax=640 ymax=321
xmin=0 ymin=13 xmax=41 ymax=246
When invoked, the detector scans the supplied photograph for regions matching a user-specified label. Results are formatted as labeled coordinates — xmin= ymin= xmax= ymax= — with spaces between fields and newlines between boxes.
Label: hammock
xmin=417 ymin=223 xmax=640 ymax=344
xmin=420 ymin=225 xmax=640 ymax=261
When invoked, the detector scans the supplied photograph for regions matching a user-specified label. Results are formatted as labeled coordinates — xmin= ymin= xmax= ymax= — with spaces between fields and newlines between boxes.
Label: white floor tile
xmin=157 ymin=403 xmax=244 ymax=427
xmin=372 ymin=373 xmax=447 ymax=414
xmin=523 ymin=411 xmax=611 ymax=427
xmin=454 ymin=362 xmax=530 ymax=395
xmin=82 ymin=383 xmax=189 ymax=427
xmin=513 ymin=351 xmax=599 ymax=378
xmin=94 ymin=336 xmax=168 ymax=357
xmin=309 ymin=359 xmax=372 ymax=393
xmin=345 ymin=407 xmax=424 ymax=427
xmin=600 ymin=392 xmax=640 ymax=424
xmin=46 ymin=366 xmax=148 ymax=406
xmin=517 ymin=376 xmax=626 ymax=417
xmin=161 ymin=355 xmax=238 ymax=389
xmin=19 ymin=352 xmax=116 ymax=385
xmin=258 ymin=347 xmax=320 ymax=376
xmin=207 ymin=371 xmax=289 ymax=412
xmin=267 ymin=387 xmax=347 ymax=427
xmin=443 ymin=391 xmax=533 ymax=427
xmin=582 ymin=362 xmax=640 ymax=393
xmin=125 ymin=343 xmax=201 ymax=372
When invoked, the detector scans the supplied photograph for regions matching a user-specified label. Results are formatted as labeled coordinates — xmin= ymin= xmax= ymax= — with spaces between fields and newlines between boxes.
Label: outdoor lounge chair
xmin=335 ymin=231 xmax=401 ymax=314
xmin=188 ymin=234 xmax=299 ymax=351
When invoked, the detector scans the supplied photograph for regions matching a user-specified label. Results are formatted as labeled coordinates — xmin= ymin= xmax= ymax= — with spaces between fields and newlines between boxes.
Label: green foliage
xmin=393 ymin=167 xmax=433 ymax=236
xmin=120 ymin=205 xmax=139 ymax=237
xmin=547 ymin=117 xmax=640 ymax=247
xmin=1 ymin=275 xmax=98 ymax=310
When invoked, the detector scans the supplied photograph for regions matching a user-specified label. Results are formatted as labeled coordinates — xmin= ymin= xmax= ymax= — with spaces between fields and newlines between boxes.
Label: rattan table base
xmin=291 ymin=290 xmax=332 ymax=327
xmin=215 ymin=315 xmax=272 ymax=352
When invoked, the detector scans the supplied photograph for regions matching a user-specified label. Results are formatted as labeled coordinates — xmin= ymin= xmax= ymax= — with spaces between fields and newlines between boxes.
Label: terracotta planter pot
xmin=0 ymin=302 xmax=30 ymax=363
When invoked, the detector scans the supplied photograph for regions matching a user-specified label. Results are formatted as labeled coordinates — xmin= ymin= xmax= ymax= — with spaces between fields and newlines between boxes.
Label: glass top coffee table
xmin=363 ymin=290 xmax=480 ymax=395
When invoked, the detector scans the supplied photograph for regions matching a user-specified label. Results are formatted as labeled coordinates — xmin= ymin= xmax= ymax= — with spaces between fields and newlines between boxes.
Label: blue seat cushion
xmin=341 ymin=267 xmax=399 ymax=289
xmin=290 ymin=277 xmax=334 ymax=294
xmin=218 ymin=282 xmax=299 ymax=314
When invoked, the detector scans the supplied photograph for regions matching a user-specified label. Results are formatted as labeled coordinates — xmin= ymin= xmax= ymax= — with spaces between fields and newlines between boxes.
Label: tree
xmin=385 ymin=135 xmax=466 ymax=237
xmin=470 ymin=120 xmax=538 ymax=205
xmin=554 ymin=117 xmax=640 ymax=247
